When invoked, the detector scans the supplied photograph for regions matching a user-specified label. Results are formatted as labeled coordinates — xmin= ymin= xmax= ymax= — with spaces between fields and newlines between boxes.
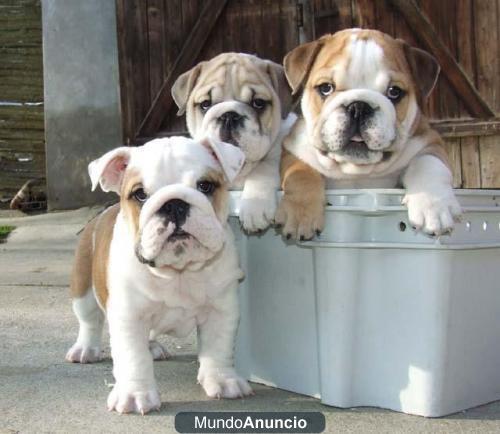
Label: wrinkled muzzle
xmin=313 ymin=89 xmax=397 ymax=166
xmin=136 ymin=184 xmax=225 ymax=271
xmin=197 ymin=101 xmax=273 ymax=163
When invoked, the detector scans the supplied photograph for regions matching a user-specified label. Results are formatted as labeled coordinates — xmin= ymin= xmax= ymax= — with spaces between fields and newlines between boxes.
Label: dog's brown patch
xmin=70 ymin=204 xmax=120 ymax=310
xmin=276 ymin=145 xmax=326 ymax=239
xmin=92 ymin=204 xmax=120 ymax=309
xmin=120 ymin=169 xmax=142 ymax=240
xmin=70 ymin=218 xmax=98 ymax=299
xmin=201 ymin=168 xmax=229 ymax=222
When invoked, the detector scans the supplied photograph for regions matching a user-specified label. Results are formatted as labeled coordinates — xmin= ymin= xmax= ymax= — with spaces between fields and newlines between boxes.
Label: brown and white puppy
xmin=66 ymin=137 xmax=252 ymax=414
xmin=276 ymin=29 xmax=461 ymax=239
xmin=172 ymin=52 xmax=296 ymax=233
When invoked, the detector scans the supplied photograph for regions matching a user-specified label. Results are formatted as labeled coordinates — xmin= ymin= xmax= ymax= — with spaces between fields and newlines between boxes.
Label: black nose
xmin=158 ymin=199 xmax=190 ymax=226
xmin=346 ymin=101 xmax=374 ymax=121
xmin=218 ymin=111 xmax=243 ymax=130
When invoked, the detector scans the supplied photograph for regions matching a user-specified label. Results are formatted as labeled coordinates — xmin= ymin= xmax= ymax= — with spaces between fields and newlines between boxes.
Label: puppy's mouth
xmin=167 ymin=227 xmax=191 ymax=242
xmin=319 ymin=135 xmax=392 ymax=165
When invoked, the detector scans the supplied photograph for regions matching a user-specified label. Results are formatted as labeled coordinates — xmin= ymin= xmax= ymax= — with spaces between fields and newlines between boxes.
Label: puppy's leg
xmin=402 ymin=154 xmax=462 ymax=236
xmin=107 ymin=312 xmax=161 ymax=414
xmin=239 ymin=146 xmax=280 ymax=233
xmin=148 ymin=330 xmax=170 ymax=361
xmin=275 ymin=149 xmax=326 ymax=240
xmin=66 ymin=289 xmax=104 ymax=364
xmin=197 ymin=287 xmax=253 ymax=399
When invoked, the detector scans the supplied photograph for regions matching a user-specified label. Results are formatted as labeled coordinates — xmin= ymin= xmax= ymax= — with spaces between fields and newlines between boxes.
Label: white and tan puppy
xmin=277 ymin=29 xmax=461 ymax=239
xmin=172 ymin=52 xmax=296 ymax=233
xmin=65 ymin=137 xmax=252 ymax=414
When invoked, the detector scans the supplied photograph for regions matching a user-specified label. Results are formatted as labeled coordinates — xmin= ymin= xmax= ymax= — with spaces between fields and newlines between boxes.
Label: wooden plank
xmin=474 ymin=0 xmax=500 ymax=113
xmin=147 ymin=0 xmax=166 ymax=100
xmin=0 ymin=117 xmax=44 ymax=130
xmin=428 ymin=0 xmax=460 ymax=119
xmin=479 ymin=135 xmax=500 ymax=188
xmin=312 ymin=0 xmax=353 ymax=36
xmin=352 ymin=0 xmax=376 ymax=28
xmin=442 ymin=138 xmax=462 ymax=187
xmin=374 ymin=0 xmax=395 ymax=36
xmin=116 ymin=0 xmax=151 ymax=144
xmin=0 ymin=139 xmax=45 ymax=153
xmin=389 ymin=0 xmax=495 ymax=118
xmin=0 ymin=87 xmax=43 ymax=102
xmin=432 ymin=118 xmax=500 ymax=138
xmin=460 ymin=136 xmax=481 ymax=188
xmin=455 ymin=0 xmax=476 ymax=117
xmin=0 ymin=104 xmax=44 ymax=118
xmin=157 ymin=0 xmax=186 ymax=133
xmin=136 ymin=0 xmax=229 ymax=138
xmin=0 ymin=129 xmax=44 ymax=140
xmin=279 ymin=0 xmax=301 ymax=57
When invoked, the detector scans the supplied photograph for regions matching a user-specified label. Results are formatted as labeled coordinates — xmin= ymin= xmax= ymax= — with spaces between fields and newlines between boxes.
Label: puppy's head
xmin=172 ymin=53 xmax=292 ymax=166
xmin=284 ymin=29 xmax=440 ymax=175
xmin=88 ymin=137 xmax=245 ymax=273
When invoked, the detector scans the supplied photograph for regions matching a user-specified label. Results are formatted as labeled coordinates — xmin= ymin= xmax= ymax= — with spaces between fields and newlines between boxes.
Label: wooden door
xmin=116 ymin=0 xmax=301 ymax=144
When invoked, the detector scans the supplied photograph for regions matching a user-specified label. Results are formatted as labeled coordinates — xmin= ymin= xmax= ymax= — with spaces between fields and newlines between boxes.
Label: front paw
xmin=275 ymin=193 xmax=325 ymax=240
xmin=107 ymin=383 xmax=161 ymax=414
xmin=198 ymin=367 xmax=253 ymax=399
xmin=65 ymin=343 xmax=101 ymax=364
xmin=403 ymin=192 xmax=462 ymax=236
xmin=239 ymin=196 xmax=276 ymax=233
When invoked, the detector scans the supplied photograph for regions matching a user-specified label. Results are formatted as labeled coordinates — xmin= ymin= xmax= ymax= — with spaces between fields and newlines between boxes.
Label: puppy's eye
xmin=251 ymin=98 xmax=268 ymax=110
xmin=199 ymin=100 xmax=211 ymax=112
xmin=387 ymin=86 xmax=405 ymax=102
xmin=317 ymin=83 xmax=335 ymax=97
xmin=197 ymin=180 xmax=216 ymax=195
xmin=132 ymin=188 xmax=148 ymax=203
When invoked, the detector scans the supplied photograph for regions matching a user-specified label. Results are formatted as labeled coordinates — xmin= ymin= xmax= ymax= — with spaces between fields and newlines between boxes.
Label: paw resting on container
xmin=107 ymin=383 xmax=161 ymax=414
xmin=275 ymin=193 xmax=325 ymax=240
xmin=197 ymin=366 xmax=253 ymax=399
xmin=403 ymin=192 xmax=462 ymax=236
xmin=238 ymin=195 xmax=276 ymax=233
xmin=65 ymin=343 xmax=101 ymax=364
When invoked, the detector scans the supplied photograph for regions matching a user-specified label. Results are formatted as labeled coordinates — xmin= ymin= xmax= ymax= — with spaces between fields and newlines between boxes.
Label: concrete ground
xmin=1 ymin=208 xmax=500 ymax=434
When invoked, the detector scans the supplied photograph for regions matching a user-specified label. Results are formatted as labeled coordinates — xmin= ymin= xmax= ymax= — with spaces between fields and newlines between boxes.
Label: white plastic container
xmin=230 ymin=189 xmax=500 ymax=417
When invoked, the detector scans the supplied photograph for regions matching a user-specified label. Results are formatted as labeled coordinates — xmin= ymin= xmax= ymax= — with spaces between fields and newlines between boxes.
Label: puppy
xmin=65 ymin=137 xmax=252 ymax=414
xmin=172 ymin=52 xmax=296 ymax=233
xmin=276 ymin=29 xmax=461 ymax=239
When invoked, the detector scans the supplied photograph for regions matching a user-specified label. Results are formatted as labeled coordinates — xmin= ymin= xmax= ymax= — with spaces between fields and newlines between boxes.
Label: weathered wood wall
xmin=0 ymin=0 xmax=45 ymax=205
xmin=116 ymin=0 xmax=500 ymax=188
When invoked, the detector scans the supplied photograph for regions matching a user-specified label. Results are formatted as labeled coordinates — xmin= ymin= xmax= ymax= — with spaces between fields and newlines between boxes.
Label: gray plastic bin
xmin=230 ymin=189 xmax=500 ymax=417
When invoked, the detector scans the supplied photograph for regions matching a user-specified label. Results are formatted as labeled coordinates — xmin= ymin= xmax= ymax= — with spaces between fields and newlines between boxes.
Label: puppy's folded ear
xmin=202 ymin=137 xmax=245 ymax=184
xmin=171 ymin=64 xmax=203 ymax=116
xmin=402 ymin=42 xmax=440 ymax=102
xmin=266 ymin=61 xmax=293 ymax=119
xmin=88 ymin=147 xmax=132 ymax=193
xmin=283 ymin=39 xmax=323 ymax=95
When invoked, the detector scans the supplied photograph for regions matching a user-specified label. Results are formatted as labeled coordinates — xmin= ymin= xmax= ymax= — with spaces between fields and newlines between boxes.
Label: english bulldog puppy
xmin=276 ymin=29 xmax=461 ymax=240
xmin=65 ymin=137 xmax=253 ymax=414
xmin=172 ymin=52 xmax=296 ymax=233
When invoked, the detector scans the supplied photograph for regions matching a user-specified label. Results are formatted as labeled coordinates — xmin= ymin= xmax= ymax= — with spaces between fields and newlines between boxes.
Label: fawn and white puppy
xmin=66 ymin=137 xmax=252 ymax=414
xmin=172 ymin=52 xmax=296 ymax=233
xmin=277 ymin=29 xmax=461 ymax=239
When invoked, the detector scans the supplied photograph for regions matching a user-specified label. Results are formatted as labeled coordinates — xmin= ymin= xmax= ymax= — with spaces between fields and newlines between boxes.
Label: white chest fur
xmin=106 ymin=213 xmax=243 ymax=337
